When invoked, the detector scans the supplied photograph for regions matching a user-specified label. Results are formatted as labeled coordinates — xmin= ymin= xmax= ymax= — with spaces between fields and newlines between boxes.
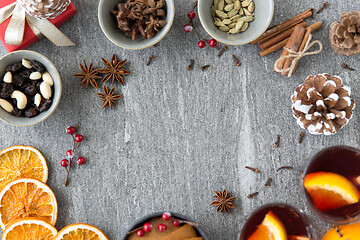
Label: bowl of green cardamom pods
xmin=198 ymin=0 xmax=274 ymax=45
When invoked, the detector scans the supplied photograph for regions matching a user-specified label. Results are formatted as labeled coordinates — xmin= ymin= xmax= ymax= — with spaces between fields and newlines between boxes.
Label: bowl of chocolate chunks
xmin=0 ymin=50 xmax=62 ymax=127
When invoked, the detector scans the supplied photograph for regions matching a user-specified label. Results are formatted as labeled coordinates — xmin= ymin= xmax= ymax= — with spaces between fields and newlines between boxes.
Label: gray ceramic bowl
xmin=198 ymin=0 xmax=274 ymax=45
xmin=98 ymin=0 xmax=175 ymax=50
xmin=0 ymin=50 xmax=62 ymax=127
xmin=122 ymin=212 xmax=208 ymax=239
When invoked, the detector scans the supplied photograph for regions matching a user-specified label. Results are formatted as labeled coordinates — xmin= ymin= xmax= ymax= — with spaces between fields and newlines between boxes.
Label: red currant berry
xmin=75 ymin=134 xmax=83 ymax=142
xmin=172 ymin=220 xmax=180 ymax=227
xmin=183 ymin=24 xmax=193 ymax=33
xmin=162 ymin=212 xmax=172 ymax=221
xmin=67 ymin=126 xmax=76 ymax=135
xmin=136 ymin=229 xmax=145 ymax=237
xmin=198 ymin=40 xmax=206 ymax=48
xmin=61 ymin=159 xmax=69 ymax=167
xmin=158 ymin=224 xmax=167 ymax=232
xmin=66 ymin=150 xmax=74 ymax=158
xmin=143 ymin=223 xmax=153 ymax=232
xmin=209 ymin=39 xmax=217 ymax=48
xmin=77 ymin=157 xmax=86 ymax=165
xmin=187 ymin=11 xmax=196 ymax=19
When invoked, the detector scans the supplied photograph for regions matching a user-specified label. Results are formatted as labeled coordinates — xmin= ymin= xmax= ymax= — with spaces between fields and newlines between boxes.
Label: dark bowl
xmin=122 ymin=212 xmax=209 ymax=240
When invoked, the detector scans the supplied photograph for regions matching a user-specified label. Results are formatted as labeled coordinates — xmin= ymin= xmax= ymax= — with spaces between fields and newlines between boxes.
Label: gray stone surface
xmin=0 ymin=0 xmax=360 ymax=239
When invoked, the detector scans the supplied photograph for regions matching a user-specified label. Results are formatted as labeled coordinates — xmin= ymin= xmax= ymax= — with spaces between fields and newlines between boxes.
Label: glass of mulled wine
xmin=239 ymin=203 xmax=317 ymax=240
xmin=302 ymin=146 xmax=360 ymax=224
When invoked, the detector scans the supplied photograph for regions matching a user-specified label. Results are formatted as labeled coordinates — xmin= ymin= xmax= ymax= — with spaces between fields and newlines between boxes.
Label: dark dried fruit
xmin=11 ymin=108 xmax=23 ymax=117
xmin=35 ymin=81 xmax=42 ymax=91
xmin=30 ymin=60 xmax=45 ymax=73
xmin=1 ymin=83 xmax=13 ymax=98
xmin=12 ymin=74 xmax=25 ymax=87
xmin=19 ymin=69 xmax=31 ymax=79
xmin=6 ymin=62 xmax=22 ymax=72
xmin=24 ymin=83 xmax=37 ymax=96
xmin=38 ymin=99 xmax=52 ymax=112
xmin=24 ymin=107 xmax=38 ymax=118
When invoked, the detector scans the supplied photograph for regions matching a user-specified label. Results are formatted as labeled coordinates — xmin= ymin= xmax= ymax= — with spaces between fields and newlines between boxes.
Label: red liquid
xmin=240 ymin=204 xmax=315 ymax=240
xmin=304 ymin=146 xmax=360 ymax=221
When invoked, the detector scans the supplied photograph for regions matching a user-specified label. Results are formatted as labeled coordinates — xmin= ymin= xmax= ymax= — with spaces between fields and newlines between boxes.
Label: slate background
xmin=0 ymin=0 xmax=360 ymax=239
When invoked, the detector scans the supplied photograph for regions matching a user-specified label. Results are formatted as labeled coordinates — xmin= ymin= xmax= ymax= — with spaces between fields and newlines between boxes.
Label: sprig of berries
xmin=129 ymin=212 xmax=199 ymax=237
xmin=61 ymin=123 xmax=86 ymax=186
xmin=185 ymin=1 xmax=218 ymax=49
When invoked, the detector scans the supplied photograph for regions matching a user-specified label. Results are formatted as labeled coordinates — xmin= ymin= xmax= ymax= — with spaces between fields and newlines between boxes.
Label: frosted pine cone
xmin=18 ymin=0 xmax=71 ymax=19
xmin=329 ymin=11 xmax=360 ymax=56
xmin=291 ymin=74 xmax=355 ymax=135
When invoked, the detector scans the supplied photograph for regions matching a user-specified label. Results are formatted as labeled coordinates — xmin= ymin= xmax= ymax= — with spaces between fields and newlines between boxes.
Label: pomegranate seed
xmin=162 ymin=212 xmax=172 ymax=221
xmin=143 ymin=222 xmax=153 ymax=232
xmin=66 ymin=150 xmax=74 ymax=158
xmin=61 ymin=159 xmax=69 ymax=167
xmin=198 ymin=40 xmax=206 ymax=48
xmin=209 ymin=39 xmax=217 ymax=47
xmin=67 ymin=126 xmax=76 ymax=135
xmin=158 ymin=223 xmax=167 ymax=232
xmin=77 ymin=157 xmax=86 ymax=165
xmin=136 ymin=229 xmax=145 ymax=237
xmin=183 ymin=24 xmax=193 ymax=33
xmin=187 ymin=11 xmax=196 ymax=19
xmin=75 ymin=134 xmax=83 ymax=142
xmin=172 ymin=220 xmax=180 ymax=227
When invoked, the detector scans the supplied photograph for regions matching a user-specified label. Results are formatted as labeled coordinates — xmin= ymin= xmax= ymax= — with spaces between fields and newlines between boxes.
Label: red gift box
xmin=0 ymin=0 xmax=77 ymax=52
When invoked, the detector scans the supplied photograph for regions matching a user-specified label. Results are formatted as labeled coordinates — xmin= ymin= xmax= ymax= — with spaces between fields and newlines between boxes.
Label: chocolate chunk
xmin=11 ymin=108 xmax=23 ymax=117
xmin=38 ymin=98 xmax=52 ymax=112
xmin=19 ymin=69 xmax=31 ymax=79
xmin=24 ymin=83 xmax=37 ymax=96
xmin=30 ymin=60 xmax=45 ymax=73
xmin=1 ymin=83 xmax=14 ymax=98
xmin=12 ymin=74 xmax=25 ymax=87
xmin=6 ymin=62 xmax=22 ymax=72
xmin=24 ymin=107 xmax=38 ymax=118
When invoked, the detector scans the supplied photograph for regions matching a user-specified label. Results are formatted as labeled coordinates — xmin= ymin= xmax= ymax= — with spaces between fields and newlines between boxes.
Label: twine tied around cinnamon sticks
xmin=274 ymin=34 xmax=323 ymax=77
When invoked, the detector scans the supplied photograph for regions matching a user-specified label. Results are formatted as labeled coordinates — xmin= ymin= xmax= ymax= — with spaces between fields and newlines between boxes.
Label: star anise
xmin=210 ymin=189 xmax=236 ymax=214
xmin=99 ymin=54 xmax=131 ymax=85
xmin=97 ymin=85 xmax=123 ymax=109
xmin=74 ymin=60 xmax=101 ymax=88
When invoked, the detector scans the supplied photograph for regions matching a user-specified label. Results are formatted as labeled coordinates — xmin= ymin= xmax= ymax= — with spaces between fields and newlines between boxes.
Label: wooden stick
xmin=274 ymin=25 xmax=306 ymax=74
xmin=250 ymin=9 xmax=313 ymax=44
xmin=259 ymin=22 xmax=307 ymax=50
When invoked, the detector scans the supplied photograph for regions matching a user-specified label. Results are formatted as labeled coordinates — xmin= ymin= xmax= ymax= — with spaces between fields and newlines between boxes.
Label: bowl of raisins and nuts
xmin=0 ymin=50 xmax=61 ymax=127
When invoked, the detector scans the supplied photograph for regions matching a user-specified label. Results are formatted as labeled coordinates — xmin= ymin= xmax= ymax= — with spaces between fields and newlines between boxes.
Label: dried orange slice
xmin=248 ymin=211 xmax=288 ymax=240
xmin=304 ymin=172 xmax=360 ymax=211
xmin=1 ymin=218 xmax=57 ymax=240
xmin=0 ymin=178 xmax=58 ymax=230
xmin=321 ymin=222 xmax=360 ymax=240
xmin=0 ymin=145 xmax=48 ymax=192
xmin=55 ymin=223 xmax=109 ymax=240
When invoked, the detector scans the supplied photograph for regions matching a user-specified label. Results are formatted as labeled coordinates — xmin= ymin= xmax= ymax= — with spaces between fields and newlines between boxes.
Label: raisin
xmin=19 ymin=69 xmax=31 ymax=79
xmin=24 ymin=107 xmax=38 ymax=118
xmin=24 ymin=83 xmax=37 ymax=96
xmin=12 ymin=74 xmax=25 ymax=87
xmin=38 ymin=98 xmax=52 ymax=112
xmin=0 ymin=83 xmax=13 ymax=98
xmin=30 ymin=60 xmax=45 ymax=73
xmin=11 ymin=108 xmax=23 ymax=117
xmin=6 ymin=62 xmax=22 ymax=72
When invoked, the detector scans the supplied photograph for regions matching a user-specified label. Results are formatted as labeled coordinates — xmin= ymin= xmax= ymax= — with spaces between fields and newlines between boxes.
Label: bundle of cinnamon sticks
xmin=251 ymin=9 xmax=322 ymax=58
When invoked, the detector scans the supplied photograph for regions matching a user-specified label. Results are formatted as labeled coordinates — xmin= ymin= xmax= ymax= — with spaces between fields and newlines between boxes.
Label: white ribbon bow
xmin=0 ymin=2 xmax=74 ymax=46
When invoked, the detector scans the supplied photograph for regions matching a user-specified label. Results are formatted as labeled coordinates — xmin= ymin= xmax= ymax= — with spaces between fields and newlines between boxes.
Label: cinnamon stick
xmin=259 ymin=22 xmax=307 ymax=50
xmin=259 ymin=37 xmax=289 ymax=57
xmin=274 ymin=25 xmax=306 ymax=75
xmin=250 ymin=9 xmax=313 ymax=44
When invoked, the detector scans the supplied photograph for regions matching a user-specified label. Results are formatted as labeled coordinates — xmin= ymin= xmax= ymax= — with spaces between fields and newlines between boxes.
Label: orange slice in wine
xmin=322 ymin=222 xmax=360 ymax=240
xmin=248 ymin=211 xmax=287 ymax=240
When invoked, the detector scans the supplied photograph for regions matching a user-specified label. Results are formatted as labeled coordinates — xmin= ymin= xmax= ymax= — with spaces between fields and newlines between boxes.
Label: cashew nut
xmin=42 ymin=72 xmax=53 ymax=86
xmin=22 ymin=59 xmax=32 ymax=69
xmin=40 ymin=82 xmax=52 ymax=99
xmin=34 ymin=93 xmax=41 ymax=107
xmin=30 ymin=72 xmax=42 ymax=80
xmin=0 ymin=99 xmax=14 ymax=113
xmin=3 ymin=72 xmax=12 ymax=83
xmin=11 ymin=90 xmax=27 ymax=110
